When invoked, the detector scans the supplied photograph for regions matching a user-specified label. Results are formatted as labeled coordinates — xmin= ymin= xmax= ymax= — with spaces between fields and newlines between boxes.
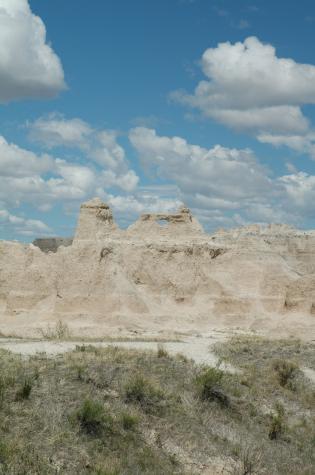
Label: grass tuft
xmin=272 ymin=359 xmax=299 ymax=389
xmin=15 ymin=377 xmax=33 ymax=401
xmin=120 ymin=412 xmax=139 ymax=431
xmin=124 ymin=374 xmax=166 ymax=414
xmin=195 ymin=366 xmax=229 ymax=406
xmin=268 ymin=403 xmax=286 ymax=440
xmin=157 ymin=344 xmax=169 ymax=358
xmin=76 ymin=399 xmax=113 ymax=436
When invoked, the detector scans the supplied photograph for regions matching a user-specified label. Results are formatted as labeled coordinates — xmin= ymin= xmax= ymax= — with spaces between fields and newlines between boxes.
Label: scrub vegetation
xmin=0 ymin=336 xmax=313 ymax=474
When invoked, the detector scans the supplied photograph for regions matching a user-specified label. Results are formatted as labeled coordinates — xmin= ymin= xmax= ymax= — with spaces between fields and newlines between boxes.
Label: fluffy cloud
xmin=280 ymin=172 xmax=315 ymax=214
xmin=0 ymin=118 xmax=139 ymax=219
xmin=0 ymin=0 xmax=66 ymax=102
xmin=0 ymin=132 xmax=99 ymax=209
xmin=173 ymin=37 xmax=315 ymax=155
xmin=129 ymin=126 xmax=273 ymax=203
xmin=3 ymin=123 xmax=315 ymax=238
xmin=258 ymin=132 xmax=315 ymax=159
xmin=104 ymin=187 xmax=182 ymax=223
xmin=29 ymin=115 xmax=138 ymax=189
xmin=129 ymin=127 xmax=315 ymax=227
xmin=0 ymin=135 xmax=54 ymax=177
xmin=28 ymin=116 xmax=91 ymax=149
xmin=0 ymin=208 xmax=51 ymax=236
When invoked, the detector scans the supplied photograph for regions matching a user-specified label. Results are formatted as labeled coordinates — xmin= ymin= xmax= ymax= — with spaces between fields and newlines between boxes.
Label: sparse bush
xmin=176 ymin=352 xmax=188 ymax=363
xmin=232 ymin=445 xmax=262 ymax=475
xmin=268 ymin=403 xmax=286 ymax=440
xmin=39 ymin=320 xmax=70 ymax=340
xmin=272 ymin=359 xmax=299 ymax=389
xmin=121 ymin=412 xmax=139 ymax=430
xmin=157 ymin=344 xmax=169 ymax=358
xmin=15 ymin=377 xmax=33 ymax=401
xmin=0 ymin=337 xmax=313 ymax=474
xmin=124 ymin=375 xmax=165 ymax=414
xmin=55 ymin=320 xmax=70 ymax=339
xmin=76 ymin=399 xmax=113 ymax=436
xmin=75 ymin=364 xmax=85 ymax=380
xmin=195 ymin=367 xmax=229 ymax=406
xmin=75 ymin=344 xmax=99 ymax=353
xmin=75 ymin=344 xmax=87 ymax=352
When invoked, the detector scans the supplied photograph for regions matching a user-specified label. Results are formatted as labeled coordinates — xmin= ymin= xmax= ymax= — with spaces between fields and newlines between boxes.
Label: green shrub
xmin=15 ymin=377 xmax=33 ymax=401
xmin=75 ymin=364 xmax=85 ymax=380
xmin=157 ymin=344 xmax=169 ymax=358
xmin=272 ymin=359 xmax=298 ymax=389
xmin=76 ymin=399 xmax=113 ymax=436
xmin=195 ymin=367 xmax=229 ymax=406
xmin=121 ymin=412 xmax=139 ymax=431
xmin=75 ymin=344 xmax=99 ymax=353
xmin=268 ymin=403 xmax=286 ymax=440
xmin=124 ymin=375 xmax=165 ymax=414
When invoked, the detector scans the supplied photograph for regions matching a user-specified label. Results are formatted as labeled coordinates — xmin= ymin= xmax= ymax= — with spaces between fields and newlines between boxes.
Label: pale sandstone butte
xmin=0 ymin=198 xmax=314 ymax=339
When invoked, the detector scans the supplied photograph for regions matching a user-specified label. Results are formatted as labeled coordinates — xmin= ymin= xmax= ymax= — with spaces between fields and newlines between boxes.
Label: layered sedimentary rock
xmin=0 ymin=198 xmax=315 ymax=339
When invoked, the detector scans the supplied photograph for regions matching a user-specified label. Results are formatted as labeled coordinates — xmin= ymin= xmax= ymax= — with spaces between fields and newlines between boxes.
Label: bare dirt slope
xmin=1 ymin=197 xmax=315 ymax=340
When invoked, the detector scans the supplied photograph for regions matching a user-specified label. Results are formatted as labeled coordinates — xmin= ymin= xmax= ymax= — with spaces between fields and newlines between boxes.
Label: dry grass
xmin=0 ymin=337 xmax=313 ymax=474
xmin=214 ymin=335 xmax=315 ymax=474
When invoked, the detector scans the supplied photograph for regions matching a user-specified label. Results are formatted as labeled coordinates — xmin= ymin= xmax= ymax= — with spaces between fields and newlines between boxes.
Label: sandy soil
xmin=0 ymin=331 xmax=238 ymax=370
xmin=1 ymin=330 xmax=314 ymax=384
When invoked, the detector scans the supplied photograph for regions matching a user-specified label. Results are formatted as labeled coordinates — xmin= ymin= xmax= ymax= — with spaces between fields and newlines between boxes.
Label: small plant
xmin=232 ymin=445 xmax=262 ymax=475
xmin=268 ymin=402 xmax=286 ymax=440
xmin=124 ymin=375 xmax=165 ymax=414
xmin=157 ymin=344 xmax=169 ymax=358
xmin=55 ymin=320 xmax=70 ymax=339
xmin=76 ymin=399 xmax=113 ymax=436
xmin=75 ymin=344 xmax=99 ymax=353
xmin=272 ymin=359 xmax=298 ymax=389
xmin=121 ymin=412 xmax=139 ymax=431
xmin=195 ymin=367 xmax=229 ymax=406
xmin=75 ymin=364 xmax=85 ymax=380
xmin=176 ymin=352 xmax=188 ymax=363
xmin=39 ymin=320 xmax=70 ymax=340
xmin=15 ymin=377 xmax=33 ymax=401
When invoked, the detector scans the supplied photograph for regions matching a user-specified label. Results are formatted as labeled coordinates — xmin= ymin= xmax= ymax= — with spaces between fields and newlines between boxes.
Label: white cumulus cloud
xmin=0 ymin=0 xmax=66 ymax=103
xmin=0 ymin=135 xmax=54 ymax=177
xmin=29 ymin=116 xmax=91 ymax=149
xmin=173 ymin=37 xmax=315 ymax=156
xmin=0 ymin=207 xmax=51 ymax=237
xmin=28 ymin=115 xmax=139 ymax=190
xmin=129 ymin=127 xmax=315 ymax=227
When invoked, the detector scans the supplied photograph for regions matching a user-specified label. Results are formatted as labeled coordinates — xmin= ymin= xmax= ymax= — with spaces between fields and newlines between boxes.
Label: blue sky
xmin=1 ymin=0 xmax=315 ymax=240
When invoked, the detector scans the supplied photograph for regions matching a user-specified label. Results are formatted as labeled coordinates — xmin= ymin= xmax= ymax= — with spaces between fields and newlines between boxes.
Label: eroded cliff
xmin=0 ymin=198 xmax=314 ymax=339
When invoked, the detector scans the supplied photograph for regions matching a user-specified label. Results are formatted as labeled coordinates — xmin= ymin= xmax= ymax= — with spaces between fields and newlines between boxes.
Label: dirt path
xmin=0 ymin=333 xmax=237 ymax=370
xmin=1 ymin=334 xmax=314 ymax=383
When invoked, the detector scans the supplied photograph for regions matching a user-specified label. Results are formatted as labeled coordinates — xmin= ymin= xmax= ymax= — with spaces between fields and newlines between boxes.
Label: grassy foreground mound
xmin=0 ymin=337 xmax=313 ymax=474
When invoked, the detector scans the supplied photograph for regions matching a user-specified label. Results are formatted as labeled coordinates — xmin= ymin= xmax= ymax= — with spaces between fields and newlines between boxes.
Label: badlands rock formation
xmin=0 ymin=197 xmax=315 ymax=339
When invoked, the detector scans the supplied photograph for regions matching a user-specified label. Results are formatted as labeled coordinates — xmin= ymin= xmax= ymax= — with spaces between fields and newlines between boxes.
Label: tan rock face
xmin=127 ymin=206 xmax=204 ymax=238
xmin=74 ymin=197 xmax=118 ymax=241
xmin=0 ymin=198 xmax=315 ymax=339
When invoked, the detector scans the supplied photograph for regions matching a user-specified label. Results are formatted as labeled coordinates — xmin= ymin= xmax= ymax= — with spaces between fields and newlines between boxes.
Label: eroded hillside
xmin=0 ymin=198 xmax=315 ymax=339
